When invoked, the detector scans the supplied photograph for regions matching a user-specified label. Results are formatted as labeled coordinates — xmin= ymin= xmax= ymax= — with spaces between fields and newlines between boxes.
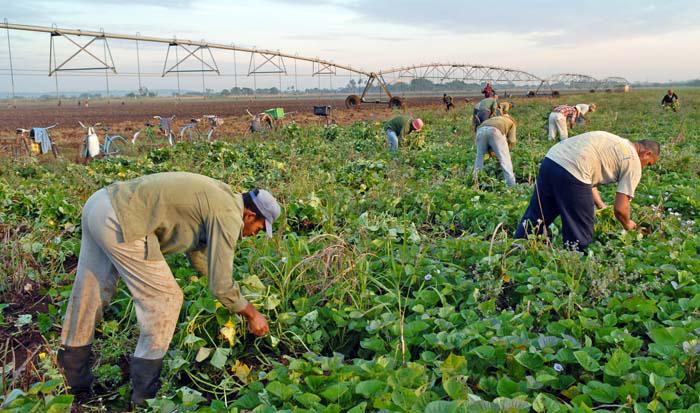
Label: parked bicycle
xmin=132 ymin=115 xmax=176 ymax=147
xmin=5 ymin=124 xmax=60 ymax=158
xmin=78 ymin=121 xmax=128 ymax=159
xmin=178 ymin=115 xmax=223 ymax=142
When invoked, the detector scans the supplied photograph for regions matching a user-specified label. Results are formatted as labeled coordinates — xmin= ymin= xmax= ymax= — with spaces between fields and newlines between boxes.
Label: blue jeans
xmin=514 ymin=158 xmax=594 ymax=251
xmin=386 ymin=129 xmax=398 ymax=152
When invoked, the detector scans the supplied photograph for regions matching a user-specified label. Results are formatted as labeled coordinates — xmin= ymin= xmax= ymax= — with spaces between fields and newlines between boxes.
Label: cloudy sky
xmin=1 ymin=0 xmax=698 ymax=94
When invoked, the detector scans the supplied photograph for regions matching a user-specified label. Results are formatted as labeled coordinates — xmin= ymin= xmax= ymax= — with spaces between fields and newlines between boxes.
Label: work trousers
xmin=548 ymin=112 xmax=569 ymax=140
xmin=514 ymin=158 xmax=595 ymax=251
xmin=61 ymin=189 xmax=183 ymax=359
xmin=386 ymin=128 xmax=399 ymax=152
xmin=473 ymin=126 xmax=516 ymax=186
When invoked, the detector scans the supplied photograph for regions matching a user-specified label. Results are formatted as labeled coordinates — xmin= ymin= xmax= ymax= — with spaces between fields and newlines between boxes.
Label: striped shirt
xmin=553 ymin=105 xmax=579 ymax=120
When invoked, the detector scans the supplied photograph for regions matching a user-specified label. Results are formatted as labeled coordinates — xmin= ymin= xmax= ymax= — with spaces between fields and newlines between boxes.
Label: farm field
xmin=0 ymin=88 xmax=699 ymax=412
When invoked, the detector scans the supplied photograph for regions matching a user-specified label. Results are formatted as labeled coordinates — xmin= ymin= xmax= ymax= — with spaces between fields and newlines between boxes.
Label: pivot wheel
xmin=388 ymin=97 xmax=404 ymax=109
xmin=344 ymin=95 xmax=361 ymax=109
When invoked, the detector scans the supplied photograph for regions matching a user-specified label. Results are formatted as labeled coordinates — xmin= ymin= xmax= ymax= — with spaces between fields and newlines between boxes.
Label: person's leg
xmin=59 ymin=190 xmax=120 ymax=398
xmin=557 ymin=114 xmax=568 ymax=140
xmin=554 ymin=176 xmax=595 ymax=251
xmin=386 ymin=129 xmax=398 ymax=152
xmin=86 ymin=191 xmax=183 ymax=405
xmin=548 ymin=113 xmax=558 ymax=140
xmin=515 ymin=158 xmax=560 ymax=239
xmin=487 ymin=130 xmax=516 ymax=186
xmin=473 ymin=127 xmax=490 ymax=173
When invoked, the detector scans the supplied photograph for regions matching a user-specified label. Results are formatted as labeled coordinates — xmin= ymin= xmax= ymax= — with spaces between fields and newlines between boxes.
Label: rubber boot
xmin=130 ymin=357 xmax=163 ymax=407
xmin=57 ymin=345 xmax=94 ymax=402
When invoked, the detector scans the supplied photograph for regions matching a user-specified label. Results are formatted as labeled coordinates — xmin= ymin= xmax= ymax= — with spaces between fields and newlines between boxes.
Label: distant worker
xmin=575 ymin=103 xmax=596 ymax=125
xmin=515 ymin=132 xmax=660 ymax=251
xmin=443 ymin=93 xmax=455 ymax=111
xmin=473 ymin=114 xmax=517 ymax=187
xmin=58 ymin=172 xmax=281 ymax=406
xmin=498 ymin=101 xmax=515 ymax=115
xmin=661 ymin=89 xmax=679 ymax=111
xmin=473 ymin=95 xmax=499 ymax=131
xmin=482 ymin=81 xmax=495 ymax=98
xmin=548 ymin=104 xmax=580 ymax=140
xmin=385 ymin=115 xmax=424 ymax=152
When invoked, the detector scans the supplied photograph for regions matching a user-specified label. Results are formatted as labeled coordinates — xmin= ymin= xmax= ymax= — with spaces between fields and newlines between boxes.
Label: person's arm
xmin=592 ymin=187 xmax=607 ymax=209
xmin=187 ymin=248 xmax=209 ymax=275
xmin=613 ymin=192 xmax=636 ymax=230
xmin=507 ymin=123 xmax=516 ymax=147
xmin=205 ymin=212 xmax=268 ymax=336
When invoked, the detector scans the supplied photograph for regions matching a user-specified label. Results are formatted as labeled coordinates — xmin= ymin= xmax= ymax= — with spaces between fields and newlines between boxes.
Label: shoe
xmin=57 ymin=345 xmax=95 ymax=402
xmin=130 ymin=357 xmax=163 ymax=407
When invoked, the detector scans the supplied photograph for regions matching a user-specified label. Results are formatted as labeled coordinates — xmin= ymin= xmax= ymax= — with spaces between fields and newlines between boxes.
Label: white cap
xmin=250 ymin=189 xmax=281 ymax=238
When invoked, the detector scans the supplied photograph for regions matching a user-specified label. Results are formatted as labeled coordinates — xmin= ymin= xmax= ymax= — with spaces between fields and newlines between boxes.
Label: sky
xmin=1 ymin=0 xmax=699 ymax=95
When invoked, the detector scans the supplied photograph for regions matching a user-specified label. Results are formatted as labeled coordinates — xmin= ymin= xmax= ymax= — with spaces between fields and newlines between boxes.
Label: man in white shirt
xmin=575 ymin=103 xmax=596 ymax=117
xmin=515 ymin=131 xmax=660 ymax=250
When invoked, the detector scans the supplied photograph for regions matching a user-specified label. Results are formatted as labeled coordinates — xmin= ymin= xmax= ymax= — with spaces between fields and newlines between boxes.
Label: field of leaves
xmin=0 ymin=89 xmax=699 ymax=412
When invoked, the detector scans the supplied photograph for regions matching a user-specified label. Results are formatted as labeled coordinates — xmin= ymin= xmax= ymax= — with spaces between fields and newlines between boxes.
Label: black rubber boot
xmin=57 ymin=345 xmax=94 ymax=402
xmin=130 ymin=357 xmax=163 ymax=407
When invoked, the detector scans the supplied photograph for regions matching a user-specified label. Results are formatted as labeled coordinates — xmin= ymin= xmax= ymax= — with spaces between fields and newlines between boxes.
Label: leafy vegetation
xmin=0 ymin=89 xmax=699 ymax=412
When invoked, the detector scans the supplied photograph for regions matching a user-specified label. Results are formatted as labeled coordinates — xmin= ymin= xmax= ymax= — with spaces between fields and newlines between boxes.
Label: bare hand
xmin=239 ymin=303 xmax=270 ymax=336
xmin=626 ymin=220 xmax=637 ymax=231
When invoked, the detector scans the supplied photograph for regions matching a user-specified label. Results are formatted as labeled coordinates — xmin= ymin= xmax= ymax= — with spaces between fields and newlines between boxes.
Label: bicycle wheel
xmin=179 ymin=126 xmax=201 ymax=143
xmin=104 ymin=136 xmax=128 ymax=156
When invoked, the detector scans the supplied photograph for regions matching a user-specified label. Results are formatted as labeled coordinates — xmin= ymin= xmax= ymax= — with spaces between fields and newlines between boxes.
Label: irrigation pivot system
xmin=1 ymin=21 xmax=630 ymax=107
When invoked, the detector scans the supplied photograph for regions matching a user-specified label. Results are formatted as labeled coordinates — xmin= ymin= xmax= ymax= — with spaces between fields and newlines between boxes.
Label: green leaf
xmin=514 ymin=351 xmax=544 ymax=370
xmin=45 ymin=394 xmax=74 ymax=413
xmin=497 ymin=377 xmax=519 ymax=397
xmin=581 ymin=381 xmax=618 ymax=403
xmin=177 ymin=387 xmax=206 ymax=407
xmin=470 ymin=345 xmax=496 ymax=360
xmin=360 ymin=337 xmax=386 ymax=353
xmin=424 ymin=400 xmax=462 ymax=413
xmin=649 ymin=372 xmax=666 ymax=392
xmin=604 ymin=349 xmax=632 ymax=377
xmin=573 ymin=350 xmax=600 ymax=372
xmin=209 ymin=347 xmax=230 ymax=370
xmin=320 ymin=383 xmax=349 ymax=402
xmin=648 ymin=326 xmax=688 ymax=345
xmin=294 ymin=392 xmax=321 ymax=407
xmin=347 ymin=402 xmax=368 ymax=413
xmin=493 ymin=397 xmax=531 ymax=413
xmin=443 ymin=376 xmax=470 ymax=400
xmin=355 ymin=379 xmax=385 ymax=398
xmin=532 ymin=393 xmax=567 ymax=413
xmin=266 ymin=381 xmax=295 ymax=401
xmin=441 ymin=353 xmax=468 ymax=377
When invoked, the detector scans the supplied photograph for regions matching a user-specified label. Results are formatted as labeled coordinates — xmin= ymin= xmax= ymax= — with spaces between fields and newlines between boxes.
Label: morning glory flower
xmin=553 ymin=363 xmax=564 ymax=372
xmin=424 ymin=274 xmax=432 ymax=281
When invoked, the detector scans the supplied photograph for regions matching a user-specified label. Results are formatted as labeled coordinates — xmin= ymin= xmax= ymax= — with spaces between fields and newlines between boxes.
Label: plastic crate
xmin=264 ymin=108 xmax=285 ymax=120
xmin=313 ymin=105 xmax=331 ymax=116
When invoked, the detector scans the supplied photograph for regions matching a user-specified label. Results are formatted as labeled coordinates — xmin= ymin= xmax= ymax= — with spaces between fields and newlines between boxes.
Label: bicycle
xmin=8 ymin=124 xmax=59 ymax=158
xmin=78 ymin=121 xmax=128 ymax=159
xmin=178 ymin=115 xmax=223 ymax=142
xmin=132 ymin=115 xmax=176 ymax=147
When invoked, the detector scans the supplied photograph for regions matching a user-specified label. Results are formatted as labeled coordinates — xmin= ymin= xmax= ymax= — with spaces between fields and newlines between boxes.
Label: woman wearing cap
xmin=384 ymin=115 xmax=424 ymax=152
xmin=57 ymin=172 xmax=281 ymax=406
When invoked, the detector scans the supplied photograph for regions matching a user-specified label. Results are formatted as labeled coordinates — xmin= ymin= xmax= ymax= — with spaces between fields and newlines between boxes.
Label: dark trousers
xmin=514 ymin=158 xmax=594 ymax=251
xmin=473 ymin=109 xmax=491 ymax=131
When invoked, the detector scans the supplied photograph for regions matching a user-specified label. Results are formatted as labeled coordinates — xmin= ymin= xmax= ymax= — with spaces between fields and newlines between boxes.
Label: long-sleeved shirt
xmin=476 ymin=97 xmax=498 ymax=113
xmin=384 ymin=115 xmax=412 ymax=139
xmin=661 ymin=93 xmax=678 ymax=105
xmin=575 ymin=104 xmax=591 ymax=116
xmin=498 ymin=102 xmax=513 ymax=114
xmin=107 ymin=172 xmax=249 ymax=312
xmin=479 ymin=116 xmax=516 ymax=147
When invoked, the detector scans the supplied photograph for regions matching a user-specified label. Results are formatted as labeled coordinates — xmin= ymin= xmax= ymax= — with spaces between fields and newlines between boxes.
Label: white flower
xmin=553 ymin=363 xmax=564 ymax=372
xmin=435 ymin=269 xmax=441 ymax=274
xmin=280 ymin=257 xmax=288 ymax=264
xmin=424 ymin=274 xmax=432 ymax=281
xmin=671 ymin=281 xmax=679 ymax=289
